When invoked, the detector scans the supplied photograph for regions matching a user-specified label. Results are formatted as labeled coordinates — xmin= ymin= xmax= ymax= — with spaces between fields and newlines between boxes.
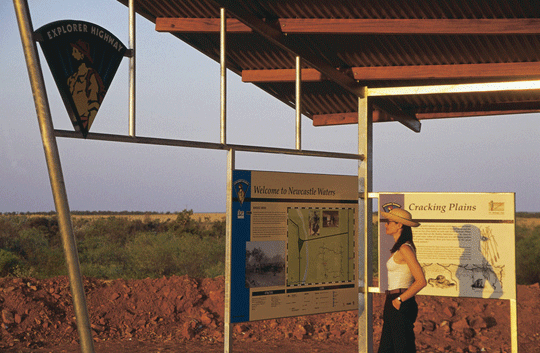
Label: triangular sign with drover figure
xmin=35 ymin=20 xmax=126 ymax=138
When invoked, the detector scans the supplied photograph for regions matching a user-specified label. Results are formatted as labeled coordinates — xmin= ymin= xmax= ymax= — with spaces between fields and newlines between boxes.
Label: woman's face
xmin=384 ymin=220 xmax=402 ymax=236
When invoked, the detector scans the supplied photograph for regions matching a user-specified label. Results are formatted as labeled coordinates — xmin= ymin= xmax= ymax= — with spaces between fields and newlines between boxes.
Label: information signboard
xmin=230 ymin=170 xmax=359 ymax=322
xmin=379 ymin=193 xmax=516 ymax=300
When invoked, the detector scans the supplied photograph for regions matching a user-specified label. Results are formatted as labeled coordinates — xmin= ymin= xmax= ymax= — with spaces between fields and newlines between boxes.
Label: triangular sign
xmin=35 ymin=20 xmax=127 ymax=138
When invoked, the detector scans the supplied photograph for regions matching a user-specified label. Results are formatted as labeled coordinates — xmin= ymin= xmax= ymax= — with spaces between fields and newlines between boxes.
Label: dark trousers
xmin=377 ymin=293 xmax=418 ymax=353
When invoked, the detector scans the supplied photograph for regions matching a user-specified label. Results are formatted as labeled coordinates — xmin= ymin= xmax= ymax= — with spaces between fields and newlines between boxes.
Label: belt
xmin=385 ymin=288 xmax=406 ymax=295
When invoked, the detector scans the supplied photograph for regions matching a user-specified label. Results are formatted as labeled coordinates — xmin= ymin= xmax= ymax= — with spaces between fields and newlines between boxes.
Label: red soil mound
xmin=1 ymin=276 xmax=538 ymax=352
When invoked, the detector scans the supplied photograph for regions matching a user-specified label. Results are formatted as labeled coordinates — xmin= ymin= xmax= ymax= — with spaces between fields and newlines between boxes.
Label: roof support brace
xmin=194 ymin=2 xmax=427 ymax=132
xmin=206 ymin=0 xmax=365 ymax=99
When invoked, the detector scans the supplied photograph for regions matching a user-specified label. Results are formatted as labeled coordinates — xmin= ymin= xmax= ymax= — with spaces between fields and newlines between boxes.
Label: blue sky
xmin=1 ymin=0 xmax=539 ymax=213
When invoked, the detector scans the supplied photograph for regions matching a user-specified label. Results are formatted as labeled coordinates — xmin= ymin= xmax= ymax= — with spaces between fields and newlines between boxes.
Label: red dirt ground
xmin=1 ymin=276 xmax=538 ymax=352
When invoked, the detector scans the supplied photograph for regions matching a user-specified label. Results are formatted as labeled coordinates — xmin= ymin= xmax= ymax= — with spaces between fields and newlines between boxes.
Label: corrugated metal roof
xmin=116 ymin=0 xmax=540 ymax=130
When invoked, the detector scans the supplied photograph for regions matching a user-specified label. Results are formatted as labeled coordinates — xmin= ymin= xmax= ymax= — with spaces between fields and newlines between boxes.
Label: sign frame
xmin=229 ymin=169 xmax=360 ymax=323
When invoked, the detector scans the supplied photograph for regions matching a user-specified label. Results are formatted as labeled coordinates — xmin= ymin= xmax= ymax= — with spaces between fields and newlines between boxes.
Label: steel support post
xmin=128 ymin=0 xmax=136 ymax=136
xmin=510 ymin=298 xmax=518 ymax=352
xmin=220 ymin=8 xmax=227 ymax=144
xmin=224 ymin=148 xmax=235 ymax=353
xmin=13 ymin=1 xmax=95 ymax=352
xmin=295 ymin=56 xmax=302 ymax=150
xmin=358 ymin=92 xmax=374 ymax=352
xmin=221 ymin=8 xmax=232 ymax=352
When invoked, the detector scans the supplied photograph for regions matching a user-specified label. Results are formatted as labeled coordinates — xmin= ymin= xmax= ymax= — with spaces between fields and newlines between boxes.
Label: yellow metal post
xmin=13 ymin=1 xmax=95 ymax=352
xmin=358 ymin=91 xmax=374 ymax=352
xmin=510 ymin=298 xmax=518 ymax=352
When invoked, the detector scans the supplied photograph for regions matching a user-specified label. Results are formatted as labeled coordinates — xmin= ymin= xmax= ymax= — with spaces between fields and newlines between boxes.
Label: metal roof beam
xmin=157 ymin=17 xmax=540 ymax=35
xmin=368 ymin=101 xmax=421 ymax=132
xmin=369 ymin=79 xmax=540 ymax=96
xmin=313 ymin=107 xmax=540 ymax=126
xmin=242 ymin=62 xmax=540 ymax=82
xmin=277 ymin=18 xmax=540 ymax=34
xmin=156 ymin=17 xmax=252 ymax=33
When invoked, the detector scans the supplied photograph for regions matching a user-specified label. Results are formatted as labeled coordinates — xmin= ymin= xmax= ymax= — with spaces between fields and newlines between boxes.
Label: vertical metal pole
xmin=128 ymin=0 xmax=136 ymax=136
xmin=358 ymin=91 xmax=373 ymax=353
xmin=295 ymin=56 xmax=302 ymax=150
xmin=224 ymin=149 xmax=235 ymax=353
xmin=13 ymin=1 xmax=95 ymax=352
xmin=220 ymin=8 xmax=227 ymax=144
xmin=510 ymin=298 xmax=518 ymax=352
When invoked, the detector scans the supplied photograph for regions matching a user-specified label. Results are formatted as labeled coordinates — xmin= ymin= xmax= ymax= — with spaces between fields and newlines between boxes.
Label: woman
xmin=378 ymin=208 xmax=427 ymax=353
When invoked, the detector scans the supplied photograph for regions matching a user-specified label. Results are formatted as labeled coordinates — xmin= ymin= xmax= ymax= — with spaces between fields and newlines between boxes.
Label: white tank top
xmin=387 ymin=243 xmax=415 ymax=291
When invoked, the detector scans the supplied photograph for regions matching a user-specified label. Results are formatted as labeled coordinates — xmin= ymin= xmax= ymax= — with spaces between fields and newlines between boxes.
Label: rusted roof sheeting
xmin=116 ymin=0 xmax=540 ymax=126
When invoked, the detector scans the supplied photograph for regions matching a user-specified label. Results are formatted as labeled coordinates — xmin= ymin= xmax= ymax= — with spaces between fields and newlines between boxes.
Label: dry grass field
xmin=20 ymin=212 xmax=540 ymax=228
xmin=516 ymin=216 xmax=540 ymax=228
xmin=69 ymin=212 xmax=225 ymax=223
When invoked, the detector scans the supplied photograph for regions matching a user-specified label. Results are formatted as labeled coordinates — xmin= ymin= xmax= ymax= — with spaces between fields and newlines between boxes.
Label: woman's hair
xmin=390 ymin=225 xmax=416 ymax=253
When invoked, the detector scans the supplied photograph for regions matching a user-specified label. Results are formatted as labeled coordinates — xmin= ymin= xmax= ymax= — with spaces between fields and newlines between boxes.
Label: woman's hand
xmin=392 ymin=298 xmax=402 ymax=310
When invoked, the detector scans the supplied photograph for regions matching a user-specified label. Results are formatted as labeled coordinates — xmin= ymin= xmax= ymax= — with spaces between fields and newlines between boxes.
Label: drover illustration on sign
xmin=35 ymin=20 xmax=126 ymax=137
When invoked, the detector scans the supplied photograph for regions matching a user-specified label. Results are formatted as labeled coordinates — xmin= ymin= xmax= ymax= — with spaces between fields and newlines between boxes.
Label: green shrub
xmin=0 ymin=216 xmax=23 ymax=250
xmin=123 ymin=231 xmax=224 ymax=279
xmin=76 ymin=217 xmax=134 ymax=245
xmin=169 ymin=209 xmax=203 ymax=235
xmin=4 ymin=227 xmax=65 ymax=278
xmin=0 ymin=249 xmax=21 ymax=276
xmin=1 ymin=213 xmax=539 ymax=284
xmin=516 ymin=225 xmax=540 ymax=285
xmin=77 ymin=234 xmax=127 ymax=279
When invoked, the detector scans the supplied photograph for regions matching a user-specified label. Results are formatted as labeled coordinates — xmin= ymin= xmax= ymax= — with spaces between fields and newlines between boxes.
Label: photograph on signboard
xmin=245 ymin=241 xmax=286 ymax=288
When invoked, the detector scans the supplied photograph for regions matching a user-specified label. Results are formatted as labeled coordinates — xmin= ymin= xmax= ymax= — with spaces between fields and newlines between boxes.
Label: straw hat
xmin=381 ymin=208 xmax=420 ymax=227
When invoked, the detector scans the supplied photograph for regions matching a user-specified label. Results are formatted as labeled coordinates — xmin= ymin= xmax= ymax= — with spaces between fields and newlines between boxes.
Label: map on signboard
xmin=287 ymin=208 xmax=355 ymax=286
